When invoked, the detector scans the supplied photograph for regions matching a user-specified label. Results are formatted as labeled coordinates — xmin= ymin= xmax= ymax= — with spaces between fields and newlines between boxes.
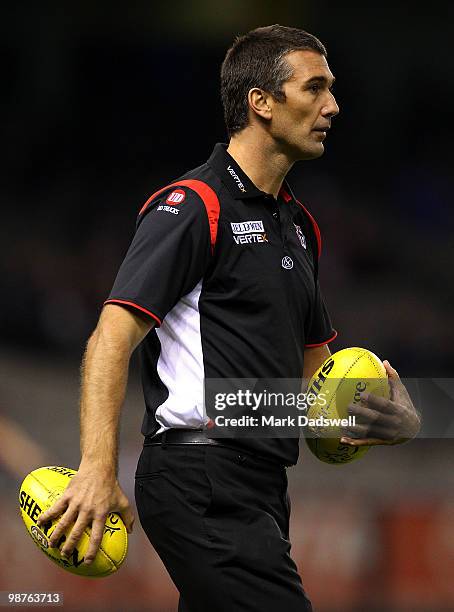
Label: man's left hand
xmin=340 ymin=361 xmax=421 ymax=446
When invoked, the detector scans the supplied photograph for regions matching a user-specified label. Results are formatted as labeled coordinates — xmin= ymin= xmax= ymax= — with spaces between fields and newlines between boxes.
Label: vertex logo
xmin=227 ymin=165 xmax=246 ymax=193
xmin=231 ymin=220 xmax=268 ymax=244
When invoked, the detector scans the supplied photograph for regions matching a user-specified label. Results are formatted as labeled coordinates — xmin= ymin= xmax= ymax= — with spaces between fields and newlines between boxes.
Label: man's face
xmin=268 ymin=50 xmax=339 ymax=160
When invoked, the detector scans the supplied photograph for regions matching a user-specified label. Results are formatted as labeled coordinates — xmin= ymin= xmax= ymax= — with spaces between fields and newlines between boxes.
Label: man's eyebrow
xmin=304 ymin=75 xmax=336 ymax=87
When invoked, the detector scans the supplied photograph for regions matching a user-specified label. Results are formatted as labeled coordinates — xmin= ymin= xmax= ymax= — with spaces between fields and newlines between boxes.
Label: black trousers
xmin=135 ymin=443 xmax=312 ymax=612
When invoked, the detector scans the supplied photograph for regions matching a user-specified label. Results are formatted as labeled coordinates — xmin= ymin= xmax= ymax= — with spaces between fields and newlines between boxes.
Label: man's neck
xmin=227 ymin=130 xmax=294 ymax=199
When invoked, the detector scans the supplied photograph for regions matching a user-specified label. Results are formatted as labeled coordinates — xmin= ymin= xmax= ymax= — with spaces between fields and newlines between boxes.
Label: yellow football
xmin=304 ymin=347 xmax=390 ymax=465
xmin=19 ymin=466 xmax=128 ymax=577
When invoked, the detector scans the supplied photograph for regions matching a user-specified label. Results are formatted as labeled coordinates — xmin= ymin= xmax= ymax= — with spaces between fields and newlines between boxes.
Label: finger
xmin=119 ymin=506 xmax=135 ymax=534
xmin=360 ymin=392 xmax=396 ymax=415
xmin=342 ymin=413 xmax=400 ymax=440
xmin=116 ymin=491 xmax=135 ymax=534
xmin=340 ymin=436 xmax=369 ymax=446
xmin=340 ymin=436 xmax=394 ymax=447
xmin=383 ymin=360 xmax=410 ymax=403
xmin=384 ymin=360 xmax=398 ymax=401
xmin=365 ymin=422 xmax=399 ymax=440
xmin=383 ymin=360 xmax=399 ymax=379
xmin=348 ymin=402 xmax=378 ymax=422
xmin=348 ymin=403 xmax=399 ymax=428
xmin=60 ymin=513 xmax=90 ymax=558
xmin=341 ymin=423 xmax=369 ymax=439
xmin=84 ymin=517 xmax=106 ymax=565
xmin=37 ymin=497 xmax=69 ymax=526
xmin=48 ymin=507 xmax=78 ymax=548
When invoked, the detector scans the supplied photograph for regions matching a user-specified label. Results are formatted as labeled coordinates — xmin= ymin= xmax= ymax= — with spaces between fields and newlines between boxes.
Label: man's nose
xmin=322 ymin=92 xmax=339 ymax=118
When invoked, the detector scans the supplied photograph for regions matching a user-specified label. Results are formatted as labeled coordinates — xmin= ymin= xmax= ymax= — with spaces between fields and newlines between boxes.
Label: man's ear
xmin=247 ymin=88 xmax=273 ymax=121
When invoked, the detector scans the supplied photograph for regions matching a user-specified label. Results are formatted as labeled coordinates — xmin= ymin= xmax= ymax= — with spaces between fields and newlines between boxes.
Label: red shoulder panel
xmin=139 ymin=179 xmax=220 ymax=254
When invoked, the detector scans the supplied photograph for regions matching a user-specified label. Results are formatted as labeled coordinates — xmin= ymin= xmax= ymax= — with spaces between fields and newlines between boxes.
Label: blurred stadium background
xmin=1 ymin=2 xmax=453 ymax=610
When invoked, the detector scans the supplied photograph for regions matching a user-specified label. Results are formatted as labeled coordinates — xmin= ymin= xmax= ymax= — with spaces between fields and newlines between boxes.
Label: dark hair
xmin=221 ymin=24 xmax=327 ymax=137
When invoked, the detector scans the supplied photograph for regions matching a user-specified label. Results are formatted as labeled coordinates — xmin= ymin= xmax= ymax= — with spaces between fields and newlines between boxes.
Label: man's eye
xmin=309 ymin=84 xmax=320 ymax=93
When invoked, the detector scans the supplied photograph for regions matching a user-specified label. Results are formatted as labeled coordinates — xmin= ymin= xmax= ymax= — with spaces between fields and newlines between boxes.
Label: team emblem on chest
xmin=282 ymin=255 xmax=294 ymax=269
xmin=230 ymin=220 xmax=268 ymax=245
xmin=293 ymin=223 xmax=307 ymax=249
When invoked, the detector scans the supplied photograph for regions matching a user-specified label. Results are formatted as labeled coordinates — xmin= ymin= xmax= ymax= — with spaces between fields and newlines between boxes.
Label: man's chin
xmin=282 ymin=140 xmax=325 ymax=162
xmin=299 ymin=144 xmax=325 ymax=161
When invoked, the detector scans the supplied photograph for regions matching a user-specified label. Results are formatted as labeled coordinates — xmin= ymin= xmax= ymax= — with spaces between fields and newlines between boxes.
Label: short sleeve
xmin=105 ymin=187 xmax=211 ymax=325
xmin=305 ymin=281 xmax=338 ymax=347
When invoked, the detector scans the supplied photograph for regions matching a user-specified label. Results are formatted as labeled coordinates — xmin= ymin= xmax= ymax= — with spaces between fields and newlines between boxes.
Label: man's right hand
xmin=37 ymin=305 xmax=152 ymax=565
xmin=36 ymin=465 xmax=134 ymax=565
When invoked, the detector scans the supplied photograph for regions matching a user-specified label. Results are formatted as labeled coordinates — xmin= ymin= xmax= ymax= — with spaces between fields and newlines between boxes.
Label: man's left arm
xmin=300 ymin=218 xmax=421 ymax=446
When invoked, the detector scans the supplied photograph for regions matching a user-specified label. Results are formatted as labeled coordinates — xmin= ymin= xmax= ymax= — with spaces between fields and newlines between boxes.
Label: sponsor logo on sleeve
xmin=230 ymin=220 xmax=268 ymax=244
xmin=156 ymin=189 xmax=186 ymax=215
xmin=166 ymin=189 xmax=186 ymax=204
xmin=157 ymin=205 xmax=179 ymax=215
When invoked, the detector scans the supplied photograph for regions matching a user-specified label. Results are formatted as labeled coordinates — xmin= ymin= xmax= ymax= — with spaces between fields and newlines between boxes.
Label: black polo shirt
xmin=106 ymin=143 xmax=337 ymax=465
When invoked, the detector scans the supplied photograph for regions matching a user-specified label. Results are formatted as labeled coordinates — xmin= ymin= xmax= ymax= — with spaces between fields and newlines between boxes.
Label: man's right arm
xmin=37 ymin=184 xmax=211 ymax=563
xmin=37 ymin=303 xmax=154 ymax=564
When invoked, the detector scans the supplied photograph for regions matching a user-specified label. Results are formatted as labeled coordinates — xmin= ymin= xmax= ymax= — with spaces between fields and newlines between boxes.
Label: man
xmin=38 ymin=25 xmax=420 ymax=611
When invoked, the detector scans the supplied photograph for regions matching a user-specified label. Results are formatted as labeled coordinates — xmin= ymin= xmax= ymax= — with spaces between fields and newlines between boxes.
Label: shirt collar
xmin=207 ymin=142 xmax=297 ymax=205
xmin=207 ymin=143 xmax=268 ymax=200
